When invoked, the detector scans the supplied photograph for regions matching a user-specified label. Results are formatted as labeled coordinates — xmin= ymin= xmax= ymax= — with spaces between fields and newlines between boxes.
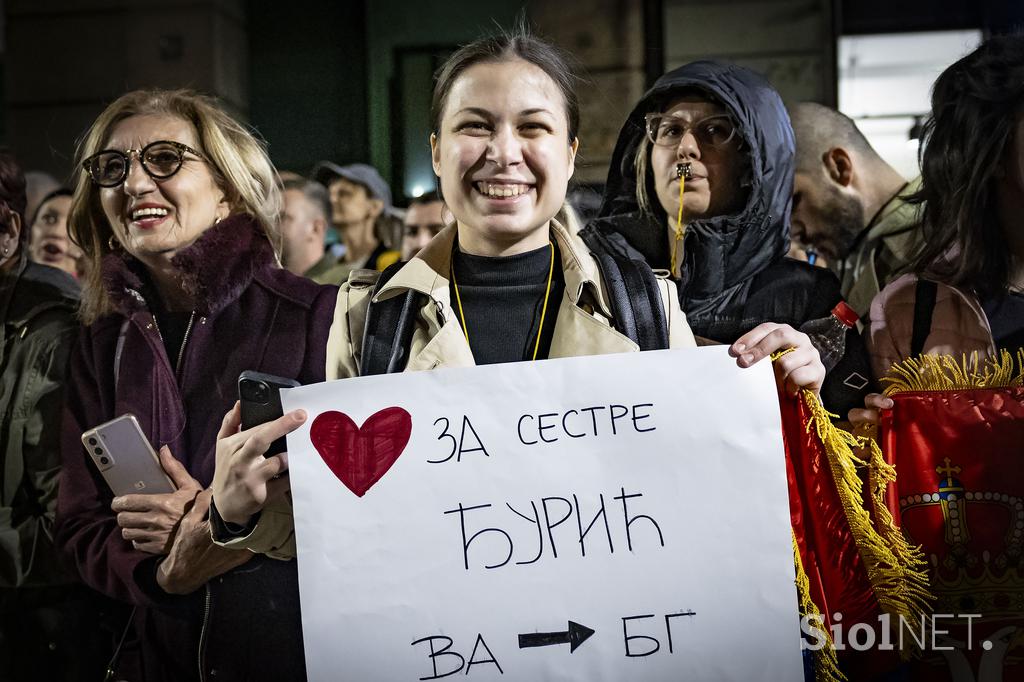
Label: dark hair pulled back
xmin=430 ymin=27 xmax=580 ymax=142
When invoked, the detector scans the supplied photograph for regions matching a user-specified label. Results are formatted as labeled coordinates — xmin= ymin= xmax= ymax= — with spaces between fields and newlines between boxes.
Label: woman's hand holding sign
xmin=728 ymin=322 xmax=825 ymax=396
xmin=212 ymin=402 xmax=307 ymax=526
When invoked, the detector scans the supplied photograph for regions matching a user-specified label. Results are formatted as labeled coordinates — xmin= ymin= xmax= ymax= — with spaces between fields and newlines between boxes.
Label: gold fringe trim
xmin=882 ymin=349 xmax=1024 ymax=395
xmin=800 ymin=390 xmax=934 ymax=656
xmin=793 ymin=530 xmax=845 ymax=681
xmin=862 ymin=434 xmax=935 ymax=656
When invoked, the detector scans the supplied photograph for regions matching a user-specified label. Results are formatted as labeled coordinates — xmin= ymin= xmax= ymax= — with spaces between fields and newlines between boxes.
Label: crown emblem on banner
xmin=898 ymin=457 xmax=1024 ymax=618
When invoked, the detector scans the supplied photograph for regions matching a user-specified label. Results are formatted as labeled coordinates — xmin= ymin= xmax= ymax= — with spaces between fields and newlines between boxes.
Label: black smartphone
xmin=238 ymin=371 xmax=301 ymax=457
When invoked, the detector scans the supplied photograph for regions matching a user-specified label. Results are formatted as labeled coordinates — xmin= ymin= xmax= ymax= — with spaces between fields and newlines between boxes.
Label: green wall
xmin=365 ymin=0 xmax=527 ymax=194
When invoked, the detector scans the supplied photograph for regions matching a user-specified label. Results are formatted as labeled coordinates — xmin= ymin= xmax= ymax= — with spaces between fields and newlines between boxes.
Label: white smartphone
xmin=81 ymin=414 xmax=176 ymax=496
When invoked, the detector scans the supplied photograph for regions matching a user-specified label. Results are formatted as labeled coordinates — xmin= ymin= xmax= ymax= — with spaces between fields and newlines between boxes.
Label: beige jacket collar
xmin=372 ymin=220 xmax=635 ymax=370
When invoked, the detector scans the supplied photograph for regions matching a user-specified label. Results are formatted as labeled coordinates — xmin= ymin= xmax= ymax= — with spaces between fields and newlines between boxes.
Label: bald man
xmin=789 ymin=102 xmax=924 ymax=317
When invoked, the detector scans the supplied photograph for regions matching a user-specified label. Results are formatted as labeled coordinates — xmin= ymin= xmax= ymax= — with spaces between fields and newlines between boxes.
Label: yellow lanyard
xmin=451 ymin=241 xmax=556 ymax=361
xmin=670 ymin=166 xmax=686 ymax=277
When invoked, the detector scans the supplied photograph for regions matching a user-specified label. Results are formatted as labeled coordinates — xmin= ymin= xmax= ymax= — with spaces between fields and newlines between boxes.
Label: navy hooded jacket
xmin=585 ymin=60 xmax=874 ymax=413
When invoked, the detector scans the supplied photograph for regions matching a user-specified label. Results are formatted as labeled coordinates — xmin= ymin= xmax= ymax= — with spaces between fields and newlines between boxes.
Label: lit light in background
xmin=406 ymin=171 xmax=435 ymax=200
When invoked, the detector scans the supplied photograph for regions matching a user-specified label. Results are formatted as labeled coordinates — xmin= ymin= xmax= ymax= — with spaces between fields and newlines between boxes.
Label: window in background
xmin=390 ymin=46 xmax=454 ymax=205
xmin=838 ymin=30 xmax=981 ymax=179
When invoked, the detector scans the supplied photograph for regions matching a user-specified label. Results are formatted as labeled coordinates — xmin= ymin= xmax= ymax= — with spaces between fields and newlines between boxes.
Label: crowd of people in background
xmin=0 ymin=23 xmax=1021 ymax=682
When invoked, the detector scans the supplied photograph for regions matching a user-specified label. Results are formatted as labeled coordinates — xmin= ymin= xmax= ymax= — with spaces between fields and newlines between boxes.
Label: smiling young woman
xmin=210 ymin=27 xmax=694 ymax=564
xmin=209 ymin=29 xmax=828 ymax=568
xmin=429 ymin=57 xmax=578 ymax=257
xmin=334 ymin=30 xmax=696 ymax=369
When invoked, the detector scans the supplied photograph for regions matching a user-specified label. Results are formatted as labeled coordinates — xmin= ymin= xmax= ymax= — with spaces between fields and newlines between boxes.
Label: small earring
xmin=1 ymin=244 xmax=9 ymax=257
xmin=108 ymin=235 xmax=118 ymax=251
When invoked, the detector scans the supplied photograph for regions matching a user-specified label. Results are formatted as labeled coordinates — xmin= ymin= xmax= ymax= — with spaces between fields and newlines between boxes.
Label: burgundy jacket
xmin=55 ymin=215 xmax=337 ymax=682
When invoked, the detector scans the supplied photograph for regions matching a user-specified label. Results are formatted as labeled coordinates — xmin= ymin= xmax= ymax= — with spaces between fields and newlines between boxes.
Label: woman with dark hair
xmin=584 ymin=61 xmax=874 ymax=415
xmin=863 ymin=35 xmax=1024 ymax=386
xmin=211 ymin=29 xmax=827 ymax=565
xmin=54 ymin=90 xmax=337 ymax=682
xmin=28 ymin=187 xmax=83 ymax=278
xmin=848 ymin=37 xmax=1024 ymax=682
xmin=0 ymin=151 xmax=114 ymax=680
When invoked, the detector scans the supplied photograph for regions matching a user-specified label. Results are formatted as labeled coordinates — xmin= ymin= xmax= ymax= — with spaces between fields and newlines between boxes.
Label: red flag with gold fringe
xmin=779 ymin=384 xmax=932 ymax=681
xmin=879 ymin=351 xmax=1024 ymax=681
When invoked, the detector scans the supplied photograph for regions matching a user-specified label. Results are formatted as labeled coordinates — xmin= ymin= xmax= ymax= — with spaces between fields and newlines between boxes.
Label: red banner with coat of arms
xmin=879 ymin=352 xmax=1024 ymax=681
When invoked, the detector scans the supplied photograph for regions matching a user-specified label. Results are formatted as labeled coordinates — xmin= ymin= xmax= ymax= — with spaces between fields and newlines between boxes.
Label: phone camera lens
xmin=88 ymin=437 xmax=98 ymax=446
xmin=253 ymin=382 xmax=270 ymax=404
xmin=94 ymin=447 xmax=103 ymax=455
xmin=241 ymin=379 xmax=271 ymax=404
xmin=99 ymin=456 xmax=109 ymax=465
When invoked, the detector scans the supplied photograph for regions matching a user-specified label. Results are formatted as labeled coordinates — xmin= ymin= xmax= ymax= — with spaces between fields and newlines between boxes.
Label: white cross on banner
xmin=281 ymin=346 xmax=803 ymax=681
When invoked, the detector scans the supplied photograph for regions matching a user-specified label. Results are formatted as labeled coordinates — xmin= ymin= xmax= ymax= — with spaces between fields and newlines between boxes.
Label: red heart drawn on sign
xmin=309 ymin=408 xmax=412 ymax=497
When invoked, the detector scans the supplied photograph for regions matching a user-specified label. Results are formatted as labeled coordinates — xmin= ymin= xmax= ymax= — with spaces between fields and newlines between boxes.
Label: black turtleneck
xmin=449 ymin=241 xmax=565 ymax=365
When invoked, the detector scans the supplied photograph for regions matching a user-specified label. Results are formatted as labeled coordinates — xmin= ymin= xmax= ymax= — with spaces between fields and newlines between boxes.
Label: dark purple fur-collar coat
xmin=55 ymin=215 xmax=337 ymax=682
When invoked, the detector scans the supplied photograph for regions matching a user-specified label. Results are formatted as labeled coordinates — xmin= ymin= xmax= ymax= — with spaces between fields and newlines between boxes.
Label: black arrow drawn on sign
xmin=518 ymin=621 xmax=596 ymax=653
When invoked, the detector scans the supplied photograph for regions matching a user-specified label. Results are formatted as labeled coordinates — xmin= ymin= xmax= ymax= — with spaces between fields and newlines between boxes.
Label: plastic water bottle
xmin=801 ymin=301 xmax=859 ymax=372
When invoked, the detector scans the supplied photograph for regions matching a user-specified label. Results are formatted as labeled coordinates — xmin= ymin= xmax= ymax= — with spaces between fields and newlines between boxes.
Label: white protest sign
xmin=282 ymin=346 xmax=802 ymax=681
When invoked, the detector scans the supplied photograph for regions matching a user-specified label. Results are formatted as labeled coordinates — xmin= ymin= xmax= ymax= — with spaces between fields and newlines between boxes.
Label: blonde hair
xmin=69 ymin=89 xmax=282 ymax=323
xmin=633 ymin=141 xmax=655 ymax=216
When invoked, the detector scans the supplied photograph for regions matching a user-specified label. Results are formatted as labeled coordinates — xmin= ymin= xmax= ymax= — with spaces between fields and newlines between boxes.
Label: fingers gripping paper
xmin=282 ymin=346 xmax=803 ymax=681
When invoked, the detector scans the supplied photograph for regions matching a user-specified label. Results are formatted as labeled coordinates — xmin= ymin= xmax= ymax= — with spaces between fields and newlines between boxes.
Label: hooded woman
xmin=585 ymin=61 xmax=873 ymax=414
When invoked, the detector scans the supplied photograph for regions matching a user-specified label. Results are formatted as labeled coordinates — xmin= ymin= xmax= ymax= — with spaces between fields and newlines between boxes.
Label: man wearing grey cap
xmin=312 ymin=162 xmax=400 ymax=276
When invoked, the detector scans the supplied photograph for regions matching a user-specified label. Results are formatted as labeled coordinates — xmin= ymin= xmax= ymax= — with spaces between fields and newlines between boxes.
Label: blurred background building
xmin=2 ymin=0 xmax=1020 ymax=205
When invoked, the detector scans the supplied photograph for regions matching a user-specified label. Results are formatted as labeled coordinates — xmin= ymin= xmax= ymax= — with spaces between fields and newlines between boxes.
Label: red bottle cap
xmin=831 ymin=301 xmax=859 ymax=328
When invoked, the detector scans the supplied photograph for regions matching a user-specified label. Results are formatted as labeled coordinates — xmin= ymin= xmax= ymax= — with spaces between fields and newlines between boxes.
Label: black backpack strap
xmin=910 ymin=278 xmax=938 ymax=358
xmin=579 ymin=225 xmax=669 ymax=351
xmin=359 ymin=262 xmax=426 ymax=375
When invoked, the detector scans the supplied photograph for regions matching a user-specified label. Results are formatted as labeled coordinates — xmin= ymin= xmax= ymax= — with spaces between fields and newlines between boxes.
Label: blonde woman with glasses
xmin=55 ymin=89 xmax=336 ymax=682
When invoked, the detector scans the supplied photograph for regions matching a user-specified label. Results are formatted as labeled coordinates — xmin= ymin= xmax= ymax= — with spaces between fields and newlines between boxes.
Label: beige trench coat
xmin=328 ymin=219 xmax=694 ymax=377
